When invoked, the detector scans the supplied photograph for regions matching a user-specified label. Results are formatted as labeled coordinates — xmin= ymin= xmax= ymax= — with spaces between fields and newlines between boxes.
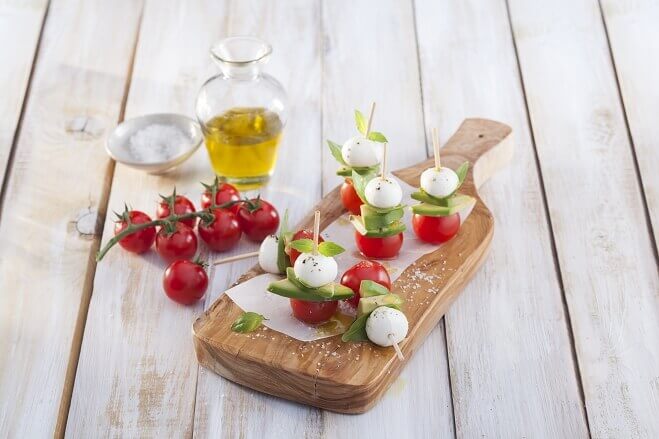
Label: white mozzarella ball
xmin=341 ymin=136 xmax=382 ymax=167
xmin=364 ymin=176 xmax=403 ymax=209
xmin=293 ymin=253 xmax=338 ymax=288
xmin=420 ymin=167 xmax=459 ymax=198
xmin=258 ymin=234 xmax=282 ymax=274
xmin=365 ymin=306 xmax=409 ymax=347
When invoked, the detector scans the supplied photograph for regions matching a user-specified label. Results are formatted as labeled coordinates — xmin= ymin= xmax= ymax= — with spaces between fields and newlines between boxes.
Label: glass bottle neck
xmin=218 ymin=62 xmax=262 ymax=80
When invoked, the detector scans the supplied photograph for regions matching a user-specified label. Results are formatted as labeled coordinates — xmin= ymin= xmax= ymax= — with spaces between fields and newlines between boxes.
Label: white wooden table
xmin=1 ymin=0 xmax=658 ymax=437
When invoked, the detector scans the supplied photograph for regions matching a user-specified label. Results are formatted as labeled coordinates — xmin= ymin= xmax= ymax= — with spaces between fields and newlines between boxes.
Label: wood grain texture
xmin=194 ymin=118 xmax=512 ymax=413
xmin=0 ymin=0 xmax=142 ymax=437
xmin=191 ymin=1 xmax=325 ymax=437
xmin=600 ymin=0 xmax=659 ymax=250
xmin=319 ymin=0 xmax=455 ymax=435
xmin=414 ymin=0 xmax=590 ymax=436
xmin=508 ymin=0 xmax=659 ymax=436
xmin=0 ymin=0 xmax=48 ymax=189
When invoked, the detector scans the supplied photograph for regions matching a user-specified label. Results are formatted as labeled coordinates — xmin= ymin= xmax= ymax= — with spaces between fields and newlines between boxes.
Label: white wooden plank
xmin=0 ymin=0 xmax=48 ymax=188
xmin=0 ymin=0 xmax=142 ymax=436
xmin=415 ymin=0 xmax=590 ymax=437
xmin=600 ymin=0 xmax=659 ymax=250
xmin=507 ymin=0 xmax=659 ymax=437
xmin=320 ymin=1 xmax=455 ymax=437
xmin=191 ymin=0 xmax=324 ymax=437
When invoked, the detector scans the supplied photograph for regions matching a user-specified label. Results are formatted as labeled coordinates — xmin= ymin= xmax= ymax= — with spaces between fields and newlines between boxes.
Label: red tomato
xmin=198 ymin=208 xmax=242 ymax=252
xmin=201 ymin=183 xmax=240 ymax=209
xmin=287 ymin=229 xmax=325 ymax=265
xmin=233 ymin=198 xmax=279 ymax=242
xmin=155 ymin=223 xmax=198 ymax=262
xmin=355 ymin=231 xmax=404 ymax=259
xmin=156 ymin=195 xmax=196 ymax=228
xmin=163 ymin=260 xmax=208 ymax=305
xmin=412 ymin=213 xmax=460 ymax=244
xmin=340 ymin=260 xmax=391 ymax=307
xmin=114 ymin=210 xmax=156 ymax=254
xmin=340 ymin=178 xmax=363 ymax=215
xmin=290 ymin=299 xmax=338 ymax=324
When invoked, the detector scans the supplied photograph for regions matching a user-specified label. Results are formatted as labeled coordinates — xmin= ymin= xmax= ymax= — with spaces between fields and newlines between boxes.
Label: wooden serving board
xmin=193 ymin=118 xmax=513 ymax=413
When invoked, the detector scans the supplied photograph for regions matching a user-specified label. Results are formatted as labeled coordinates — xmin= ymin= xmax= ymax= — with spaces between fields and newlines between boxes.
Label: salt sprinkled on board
xmin=127 ymin=123 xmax=189 ymax=163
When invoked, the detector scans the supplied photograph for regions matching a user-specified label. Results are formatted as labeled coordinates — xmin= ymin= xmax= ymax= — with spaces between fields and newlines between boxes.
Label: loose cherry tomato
xmin=290 ymin=299 xmax=338 ymax=324
xmin=198 ymin=208 xmax=242 ymax=252
xmin=412 ymin=213 xmax=460 ymax=244
xmin=340 ymin=178 xmax=363 ymax=215
xmin=155 ymin=223 xmax=198 ymax=262
xmin=355 ymin=231 xmax=404 ymax=259
xmin=340 ymin=260 xmax=391 ymax=307
xmin=287 ymin=229 xmax=325 ymax=265
xmin=157 ymin=194 xmax=196 ymax=228
xmin=201 ymin=182 xmax=240 ymax=209
xmin=233 ymin=198 xmax=279 ymax=242
xmin=163 ymin=260 xmax=208 ymax=305
xmin=114 ymin=210 xmax=156 ymax=254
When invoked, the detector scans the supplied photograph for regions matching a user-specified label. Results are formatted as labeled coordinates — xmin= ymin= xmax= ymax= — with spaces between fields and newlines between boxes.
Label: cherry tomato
xmin=340 ymin=178 xmax=363 ymax=215
xmin=290 ymin=299 xmax=338 ymax=324
xmin=163 ymin=260 xmax=208 ymax=305
xmin=412 ymin=213 xmax=460 ymax=244
xmin=157 ymin=195 xmax=196 ymax=228
xmin=155 ymin=223 xmax=198 ymax=262
xmin=340 ymin=260 xmax=391 ymax=307
xmin=114 ymin=210 xmax=156 ymax=254
xmin=198 ymin=208 xmax=242 ymax=252
xmin=355 ymin=231 xmax=404 ymax=259
xmin=201 ymin=183 xmax=240 ymax=209
xmin=287 ymin=229 xmax=325 ymax=265
xmin=233 ymin=198 xmax=279 ymax=242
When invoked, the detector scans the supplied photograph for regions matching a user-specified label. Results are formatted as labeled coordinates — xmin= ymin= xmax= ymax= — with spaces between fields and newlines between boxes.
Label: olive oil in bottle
xmin=202 ymin=107 xmax=283 ymax=189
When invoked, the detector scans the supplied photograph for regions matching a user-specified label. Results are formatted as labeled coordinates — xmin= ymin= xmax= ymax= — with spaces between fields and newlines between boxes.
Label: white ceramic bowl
xmin=106 ymin=114 xmax=203 ymax=174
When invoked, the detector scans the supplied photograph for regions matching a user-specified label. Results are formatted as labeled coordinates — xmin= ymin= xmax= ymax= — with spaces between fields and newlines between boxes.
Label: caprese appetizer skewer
xmin=410 ymin=128 xmax=474 ymax=244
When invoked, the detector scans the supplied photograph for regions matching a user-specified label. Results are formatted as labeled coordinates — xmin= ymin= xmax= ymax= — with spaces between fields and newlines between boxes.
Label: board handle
xmin=440 ymin=118 xmax=513 ymax=189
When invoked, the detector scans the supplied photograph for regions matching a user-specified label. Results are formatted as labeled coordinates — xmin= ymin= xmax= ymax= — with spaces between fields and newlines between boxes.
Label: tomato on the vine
xmin=156 ymin=194 xmax=196 ymax=228
xmin=412 ymin=213 xmax=460 ymax=244
xmin=114 ymin=210 xmax=156 ymax=254
xmin=355 ymin=231 xmax=403 ymax=259
xmin=163 ymin=260 xmax=208 ymax=305
xmin=290 ymin=299 xmax=338 ymax=324
xmin=340 ymin=260 xmax=391 ymax=307
xmin=198 ymin=208 xmax=242 ymax=252
xmin=340 ymin=178 xmax=363 ymax=215
xmin=287 ymin=229 xmax=325 ymax=265
xmin=201 ymin=182 xmax=240 ymax=209
xmin=233 ymin=198 xmax=279 ymax=242
xmin=155 ymin=223 xmax=198 ymax=262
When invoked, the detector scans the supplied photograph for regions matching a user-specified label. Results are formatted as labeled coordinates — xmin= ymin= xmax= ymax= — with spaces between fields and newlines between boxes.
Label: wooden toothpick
xmin=432 ymin=127 xmax=441 ymax=170
xmin=213 ymin=251 xmax=259 ymax=266
xmin=365 ymin=102 xmax=376 ymax=136
xmin=381 ymin=143 xmax=388 ymax=179
xmin=389 ymin=334 xmax=405 ymax=361
xmin=312 ymin=210 xmax=320 ymax=255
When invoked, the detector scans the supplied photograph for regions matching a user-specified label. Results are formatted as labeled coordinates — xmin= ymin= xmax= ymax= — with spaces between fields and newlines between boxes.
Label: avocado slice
xmin=411 ymin=190 xmax=473 ymax=208
xmin=267 ymin=278 xmax=354 ymax=302
xmin=411 ymin=195 xmax=474 ymax=217
xmin=357 ymin=294 xmax=404 ymax=317
xmin=350 ymin=215 xmax=406 ymax=237
xmin=359 ymin=280 xmax=389 ymax=297
xmin=360 ymin=204 xmax=405 ymax=229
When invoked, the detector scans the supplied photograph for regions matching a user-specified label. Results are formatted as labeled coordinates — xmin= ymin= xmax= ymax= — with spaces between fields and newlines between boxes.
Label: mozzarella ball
xmin=258 ymin=235 xmax=282 ymax=274
xmin=341 ymin=136 xmax=382 ymax=167
xmin=420 ymin=167 xmax=459 ymax=198
xmin=365 ymin=306 xmax=409 ymax=347
xmin=364 ymin=176 xmax=403 ymax=209
xmin=293 ymin=253 xmax=338 ymax=288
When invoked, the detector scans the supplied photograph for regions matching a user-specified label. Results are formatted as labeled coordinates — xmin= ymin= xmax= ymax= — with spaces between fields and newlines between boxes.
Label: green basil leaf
xmin=367 ymin=131 xmax=387 ymax=143
xmin=455 ymin=161 xmax=469 ymax=188
xmin=351 ymin=169 xmax=373 ymax=203
xmin=342 ymin=313 xmax=370 ymax=342
xmin=231 ymin=312 xmax=266 ymax=333
xmin=355 ymin=110 xmax=367 ymax=135
xmin=360 ymin=280 xmax=389 ymax=297
xmin=327 ymin=140 xmax=347 ymax=166
xmin=318 ymin=241 xmax=345 ymax=257
xmin=289 ymin=238 xmax=314 ymax=253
